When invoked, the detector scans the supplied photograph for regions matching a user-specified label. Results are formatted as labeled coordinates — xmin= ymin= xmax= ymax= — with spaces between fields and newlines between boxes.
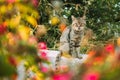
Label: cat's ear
xmin=82 ymin=7 xmax=87 ymax=20
xmin=71 ymin=15 xmax=76 ymax=21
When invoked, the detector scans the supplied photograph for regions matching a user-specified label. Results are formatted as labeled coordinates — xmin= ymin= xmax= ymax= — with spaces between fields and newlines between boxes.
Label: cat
xmin=59 ymin=15 xmax=86 ymax=59
xmin=55 ymin=15 xmax=93 ymax=71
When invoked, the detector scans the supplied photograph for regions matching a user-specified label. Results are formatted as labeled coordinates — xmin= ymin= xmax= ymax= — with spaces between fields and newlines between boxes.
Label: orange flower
xmin=11 ymin=74 xmax=17 ymax=80
xmin=59 ymin=23 xmax=66 ymax=32
xmin=88 ymin=50 xmax=96 ymax=57
xmin=117 ymin=37 xmax=120 ymax=46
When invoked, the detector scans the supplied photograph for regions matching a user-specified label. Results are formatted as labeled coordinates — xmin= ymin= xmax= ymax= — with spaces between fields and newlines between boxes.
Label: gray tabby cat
xmin=59 ymin=15 xmax=86 ymax=59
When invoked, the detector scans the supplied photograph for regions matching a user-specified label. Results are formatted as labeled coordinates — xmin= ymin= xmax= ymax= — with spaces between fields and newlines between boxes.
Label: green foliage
xmin=18 ymin=41 xmax=37 ymax=55
xmin=101 ymin=67 xmax=120 ymax=80
xmin=39 ymin=26 xmax=61 ymax=48
xmin=87 ymin=0 xmax=120 ymax=42
xmin=0 ymin=54 xmax=16 ymax=77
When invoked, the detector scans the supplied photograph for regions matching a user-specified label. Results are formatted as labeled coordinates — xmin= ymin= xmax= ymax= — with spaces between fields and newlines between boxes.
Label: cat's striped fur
xmin=54 ymin=15 xmax=86 ymax=70
xmin=54 ymin=51 xmax=62 ymax=71
xmin=59 ymin=15 xmax=86 ymax=58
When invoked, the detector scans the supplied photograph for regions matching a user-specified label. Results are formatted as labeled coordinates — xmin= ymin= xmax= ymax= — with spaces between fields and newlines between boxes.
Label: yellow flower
xmin=6 ymin=32 xmax=13 ymax=45
xmin=26 ymin=16 xmax=37 ymax=27
xmin=18 ymin=25 xmax=30 ymax=41
xmin=36 ymin=71 xmax=44 ymax=78
xmin=24 ymin=61 xmax=29 ymax=67
xmin=50 ymin=16 xmax=60 ymax=26
xmin=34 ymin=76 xmax=44 ymax=80
xmin=9 ymin=15 xmax=21 ymax=28
xmin=29 ymin=65 xmax=38 ymax=72
xmin=7 ymin=4 xmax=13 ymax=11
xmin=0 ymin=5 xmax=7 ymax=14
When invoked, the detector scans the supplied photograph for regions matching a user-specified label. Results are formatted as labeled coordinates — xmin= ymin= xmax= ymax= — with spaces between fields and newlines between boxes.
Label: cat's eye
xmin=79 ymin=23 xmax=85 ymax=27
xmin=73 ymin=23 xmax=78 ymax=27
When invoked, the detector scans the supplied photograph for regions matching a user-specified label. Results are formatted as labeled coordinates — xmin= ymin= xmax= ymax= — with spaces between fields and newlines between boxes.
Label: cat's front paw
xmin=62 ymin=52 xmax=72 ymax=58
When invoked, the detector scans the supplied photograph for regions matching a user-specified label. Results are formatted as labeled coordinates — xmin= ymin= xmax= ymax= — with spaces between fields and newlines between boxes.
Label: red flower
xmin=0 ymin=24 xmax=6 ymax=35
xmin=83 ymin=71 xmax=100 ymax=80
xmin=105 ymin=44 xmax=114 ymax=53
xmin=38 ymin=42 xmax=47 ymax=50
xmin=53 ymin=72 xmax=73 ymax=80
xmin=8 ymin=56 xmax=17 ymax=67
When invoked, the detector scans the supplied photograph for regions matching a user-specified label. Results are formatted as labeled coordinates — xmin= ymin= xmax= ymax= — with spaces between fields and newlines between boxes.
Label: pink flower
xmin=38 ymin=42 xmax=47 ymax=50
xmin=31 ymin=0 xmax=39 ymax=7
xmin=83 ymin=72 xmax=100 ymax=80
xmin=53 ymin=72 xmax=72 ymax=80
xmin=39 ymin=62 xmax=49 ymax=73
xmin=39 ymin=51 xmax=48 ymax=60
xmin=105 ymin=44 xmax=114 ymax=53
xmin=6 ymin=0 xmax=15 ymax=4
xmin=41 ymin=51 xmax=46 ymax=57
xmin=28 ymin=36 xmax=37 ymax=45
xmin=41 ymin=66 xmax=48 ymax=73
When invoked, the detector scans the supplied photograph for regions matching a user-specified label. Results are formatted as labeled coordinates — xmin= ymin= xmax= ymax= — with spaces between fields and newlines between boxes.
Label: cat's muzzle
xmin=74 ymin=30 xmax=80 ymax=34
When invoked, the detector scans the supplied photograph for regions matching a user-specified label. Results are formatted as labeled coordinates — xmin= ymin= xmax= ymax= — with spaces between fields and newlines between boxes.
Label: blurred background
xmin=0 ymin=0 xmax=120 ymax=80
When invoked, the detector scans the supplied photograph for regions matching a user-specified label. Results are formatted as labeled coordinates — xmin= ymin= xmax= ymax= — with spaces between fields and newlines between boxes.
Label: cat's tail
xmin=55 ymin=51 xmax=62 ymax=71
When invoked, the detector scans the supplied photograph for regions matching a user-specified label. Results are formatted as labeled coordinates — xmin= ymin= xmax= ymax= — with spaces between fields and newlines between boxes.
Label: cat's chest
xmin=70 ymin=30 xmax=84 ymax=41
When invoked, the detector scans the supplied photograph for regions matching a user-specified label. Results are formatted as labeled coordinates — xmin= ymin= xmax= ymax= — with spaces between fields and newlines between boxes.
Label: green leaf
xmin=0 ymin=54 xmax=16 ymax=77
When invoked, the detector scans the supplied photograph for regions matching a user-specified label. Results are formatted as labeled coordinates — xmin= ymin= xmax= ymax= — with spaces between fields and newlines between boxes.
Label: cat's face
xmin=71 ymin=16 xmax=86 ymax=34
